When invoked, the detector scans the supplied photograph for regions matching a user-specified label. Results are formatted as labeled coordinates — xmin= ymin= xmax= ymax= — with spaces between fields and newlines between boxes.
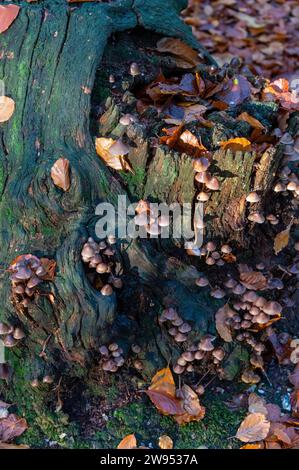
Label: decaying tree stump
xmin=0 ymin=0 xmax=288 ymax=391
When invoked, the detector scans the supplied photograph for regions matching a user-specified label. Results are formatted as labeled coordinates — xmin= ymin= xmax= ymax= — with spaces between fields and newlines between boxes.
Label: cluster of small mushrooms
xmin=0 ymin=321 xmax=25 ymax=349
xmin=99 ymin=343 xmax=125 ymax=373
xmin=81 ymin=236 xmax=122 ymax=296
xmin=9 ymin=254 xmax=51 ymax=309
xmin=134 ymin=200 xmax=170 ymax=236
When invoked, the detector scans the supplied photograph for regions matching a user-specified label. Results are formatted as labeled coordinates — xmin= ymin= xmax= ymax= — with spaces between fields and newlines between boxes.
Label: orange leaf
xmin=236 ymin=413 xmax=270 ymax=443
xmin=40 ymin=258 xmax=56 ymax=281
xmin=149 ymin=367 xmax=176 ymax=396
xmin=178 ymin=129 xmax=208 ymax=157
xmin=220 ymin=137 xmax=251 ymax=152
xmin=0 ymin=4 xmax=20 ymax=33
xmin=240 ymin=442 xmax=264 ymax=449
xmin=156 ymin=38 xmax=199 ymax=68
xmin=158 ymin=435 xmax=173 ymax=449
xmin=0 ymin=96 xmax=15 ymax=123
xmin=237 ymin=112 xmax=265 ymax=130
xmin=117 ymin=434 xmax=137 ymax=449
xmin=273 ymin=222 xmax=292 ymax=255
xmin=95 ymin=138 xmax=132 ymax=172
xmin=145 ymin=390 xmax=185 ymax=416
xmin=51 ymin=158 xmax=71 ymax=192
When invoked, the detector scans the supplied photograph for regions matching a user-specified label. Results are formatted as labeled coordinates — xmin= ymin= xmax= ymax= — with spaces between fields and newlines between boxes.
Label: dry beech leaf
xmin=158 ymin=435 xmax=173 ymax=449
xmin=248 ymin=393 xmax=268 ymax=415
xmin=178 ymin=129 xmax=208 ymax=157
xmin=40 ymin=258 xmax=56 ymax=281
xmin=0 ymin=414 xmax=28 ymax=443
xmin=95 ymin=137 xmax=132 ymax=172
xmin=117 ymin=434 xmax=137 ymax=449
xmin=174 ymin=385 xmax=205 ymax=425
xmin=156 ymin=38 xmax=200 ymax=68
xmin=236 ymin=413 xmax=270 ymax=443
xmin=239 ymin=271 xmax=267 ymax=290
xmin=215 ymin=304 xmax=234 ymax=342
xmin=237 ymin=112 xmax=265 ymax=130
xmin=0 ymin=96 xmax=15 ymax=123
xmin=0 ymin=4 xmax=20 ymax=34
xmin=51 ymin=158 xmax=71 ymax=191
xmin=220 ymin=137 xmax=251 ymax=152
xmin=274 ymin=222 xmax=292 ymax=255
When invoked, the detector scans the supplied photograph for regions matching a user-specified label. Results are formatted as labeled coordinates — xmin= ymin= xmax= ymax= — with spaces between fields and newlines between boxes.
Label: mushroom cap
xmin=163 ymin=308 xmax=179 ymax=321
xmin=131 ymin=344 xmax=141 ymax=354
xmin=27 ymin=276 xmax=42 ymax=289
xmin=109 ymin=139 xmax=130 ymax=156
xmin=178 ymin=322 xmax=192 ymax=334
xmin=13 ymin=328 xmax=25 ymax=340
xmin=102 ymin=359 xmax=117 ymax=372
xmin=254 ymin=296 xmax=267 ymax=308
xmin=195 ymin=277 xmax=209 ymax=287
xmin=172 ymin=318 xmax=184 ymax=327
xmin=197 ymin=191 xmax=210 ymax=202
xmin=210 ymin=288 xmax=226 ymax=299
xmin=108 ymin=343 xmax=118 ymax=352
xmin=168 ymin=327 xmax=178 ymax=336
xmin=101 ymin=284 xmax=113 ymax=296
xmin=198 ymin=335 xmax=215 ymax=351
xmin=263 ymin=300 xmax=282 ymax=315
xmin=0 ymin=322 xmax=12 ymax=335
xmin=99 ymin=345 xmax=109 ymax=356
xmin=177 ymin=357 xmax=187 ymax=367
xmin=130 ymin=62 xmax=140 ymax=76
xmin=15 ymin=267 xmax=33 ymax=280
xmin=173 ymin=364 xmax=185 ymax=374
xmin=107 ymin=234 xmax=117 ymax=244
xmin=273 ymin=182 xmax=286 ymax=192
xmin=43 ymin=375 xmax=54 ymax=384
xmin=119 ymin=114 xmax=134 ymax=126
xmin=3 ymin=335 xmax=18 ymax=348
xmin=254 ymin=312 xmax=269 ymax=324
xmin=174 ymin=332 xmax=187 ymax=343
xmin=206 ymin=241 xmax=216 ymax=252
xmin=195 ymin=171 xmax=210 ymax=184
xmin=194 ymin=350 xmax=205 ymax=360
xmin=256 ymin=262 xmax=265 ymax=270
xmin=224 ymin=278 xmax=237 ymax=289
xmin=220 ymin=244 xmax=232 ymax=254
xmin=242 ymin=291 xmax=258 ymax=303
xmin=232 ymin=284 xmax=246 ymax=295
xmin=81 ymin=245 xmax=95 ymax=259
xmin=212 ymin=347 xmax=225 ymax=361
xmin=193 ymin=157 xmax=210 ymax=173
xmin=246 ymin=192 xmax=261 ymax=203
xmin=206 ymin=176 xmax=220 ymax=191
xmin=211 ymin=251 xmax=221 ymax=260
xmin=181 ymin=351 xmax=194 ymax=362
xmin=249 ymin=306 xmax=260 ymax=316
xmin=111 ymin=277 xmax=123 ymax=289
xmin=146 ymin=223 xmax=161 ymax=236
xmin=186 ymin=364 xmax=194 ymax=372
xmin=248 ymin=212 xmax=265 ymax=223
xmin=206 ymin=256 xmax=215 ymax=266
xmin=96 ymin=263 xmax=109 ymax=274
xmin=30 ymin=379 xmax=40 ymax=388
xmin=133 ymin=360 xmax=143 ymax=370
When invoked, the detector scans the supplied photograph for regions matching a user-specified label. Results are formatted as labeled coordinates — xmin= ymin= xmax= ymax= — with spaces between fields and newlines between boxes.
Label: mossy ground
xmin=1 ymin=352 xmax=245 ymax=449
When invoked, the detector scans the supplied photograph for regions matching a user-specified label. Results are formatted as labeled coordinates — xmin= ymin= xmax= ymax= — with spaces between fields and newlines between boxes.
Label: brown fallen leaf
xmin=117 ymin=434 xmax=137 ymax=449
xmin=0 ymin=96 xmax=15 ymax=123
xmin=0 ymin=414 xmax=28 ymax=443
xmin=220 ymin=137 xmax=251 ymax=152
xmin=215 ymin=304 xmax=234 ymax=342
xmin=178 ymin=129 xmax=208 ymax=157
xmin=40 ymin=258 xmax=56 ymax=281
xmin=248 ymin=393 xmax=268 ymax=415
xmin=95 ymin=137 xmax=133 ymax=172
xmin=156 ymin=38 xmax=200 ymax=68
xmin=0 ymin=443 xmax=29 ymax=449
xmin=239 ymin=271 xmax=267 ymax=291
xmin=273 ymin=222 xmax=293 ymax=255
xmin=51 ymin=158 xmax=71 ymax=191
xmin=236 ymin=413 xmax=270 ymax=443
xmin=174 ymin=385 xmax=205 ymax=425
xmin=158 ymin=435 xmax=173 ymax=449
xmin=0 ymin=4 xmax=20 ymax=34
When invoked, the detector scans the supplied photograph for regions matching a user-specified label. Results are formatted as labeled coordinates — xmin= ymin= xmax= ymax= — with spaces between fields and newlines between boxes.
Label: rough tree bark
xmin=0 ymin=0 xmax=285 ymax=388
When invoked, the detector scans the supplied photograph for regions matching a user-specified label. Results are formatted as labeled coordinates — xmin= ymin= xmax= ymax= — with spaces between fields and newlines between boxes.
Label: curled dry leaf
xmin=0 ymin=4 xmax=20 ymax=34
xmin=239 ymin=271 xmax=267 ymax=291
xmin=95 ymin=137 xmax=132 ymax=172
xmin=236 ymin=413 xmax=270 ymax=443
xmin=220 ymin=137 xmax=251 ymax=152
xmin=237 ymin=112 xmax=265 ymax=130
xmin=0 ymin=96 xmax=15 ymax=123
xmin=273 ymin=222 xmax=292 ymax=255
xmin=158 ymin=435 xmax=173 ymax=449
xmin=51 ymin=158 xmax=71 ymax=191
xmin=215 ymin=304 xmax=234 ymax=342
xmin=156 ymin=38 xmax=200 ymax=68
xmin=117 ymin=434 xmax=137 ymax=449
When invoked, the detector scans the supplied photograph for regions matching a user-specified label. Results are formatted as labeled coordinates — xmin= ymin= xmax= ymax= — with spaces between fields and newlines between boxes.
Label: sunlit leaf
xmin=158 ymin=435 xmax=173 ymax=449
xmin=0 ymin=96 xmax=15 ymax=123
xmin=0 ymin=5 xmax=20 ymax=34
xmin=220 ymin=137 xmax=251 ymax=152
xmin=51 ymin=158 xmax=71 ymax=192
xmin=117 ymin=434 xmax=137 ymax=449
xmin=236 ymin=413 xmax=270 ymax=442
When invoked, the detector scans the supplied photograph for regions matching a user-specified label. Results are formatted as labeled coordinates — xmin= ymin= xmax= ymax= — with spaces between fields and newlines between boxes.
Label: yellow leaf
xmin=117 ymin=434 xmax=137 ymax=449
xmin=95 ymin=138 xmax=132 ymax=172
xmin=273 ymin=223 xmax=292 ymax=255
xmin=220 ymin=137 xmax=251 ymax=152
xmin=236 ymin=413 xmax=270 ymax=442
xmin=158 ymin=435 xmax=173 ymax=449
xmin=149 ymin=367 xmax=176 ymax=397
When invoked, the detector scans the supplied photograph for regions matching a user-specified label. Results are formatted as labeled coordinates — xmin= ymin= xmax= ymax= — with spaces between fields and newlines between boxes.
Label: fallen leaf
xmin=0 ymin=5 xmax=20 ymax=34
xmin=145 ymin=390 xmax=184 ymax=416
xmin=174 ymin=385 xmax=205 ymax=425
xmin=0 ymin=414 xmax=28 ymax=443
xmin=274 ymin=222 xmax=293 ymax=255
xmin=51 ymin=158 xmax=71 ymax=191
xmin=240 ymin=442 xmax=264 ymax=449
xmin=156 ymin=38 xmax=200 ymax=68
xmin=237 ymin=112 xmax=265 ymax=130
xmin=220 ymin=137 xmax=251 ymax=152
xmin=149 ymin=367 xmax=176 ymax=397
xmin=240 ymin=271 xmax=267 ymax=290
xmin=95 ymin=137 xmax=132 ymax=172
xmin=0 ymin=96 xmax=15 ymax=123
xmin=117 ymin=434 xmax=137 ymax=449
xmin=178 ymin=129 xmax=208 ymax=157
xmin=248 ymin=393 xmax=268 ymax=415
xmin=236 ymin=413 xmax=270 ymax=443
xmin=40 ymin=258 xmax=56 ymax=281
xmin=158 ymin=435 xmax=173 ymax=449
xmin=215 ymin=304 xmax=234 ymax=342
xmin=0 ymin=443 xmax=29 ymax=449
